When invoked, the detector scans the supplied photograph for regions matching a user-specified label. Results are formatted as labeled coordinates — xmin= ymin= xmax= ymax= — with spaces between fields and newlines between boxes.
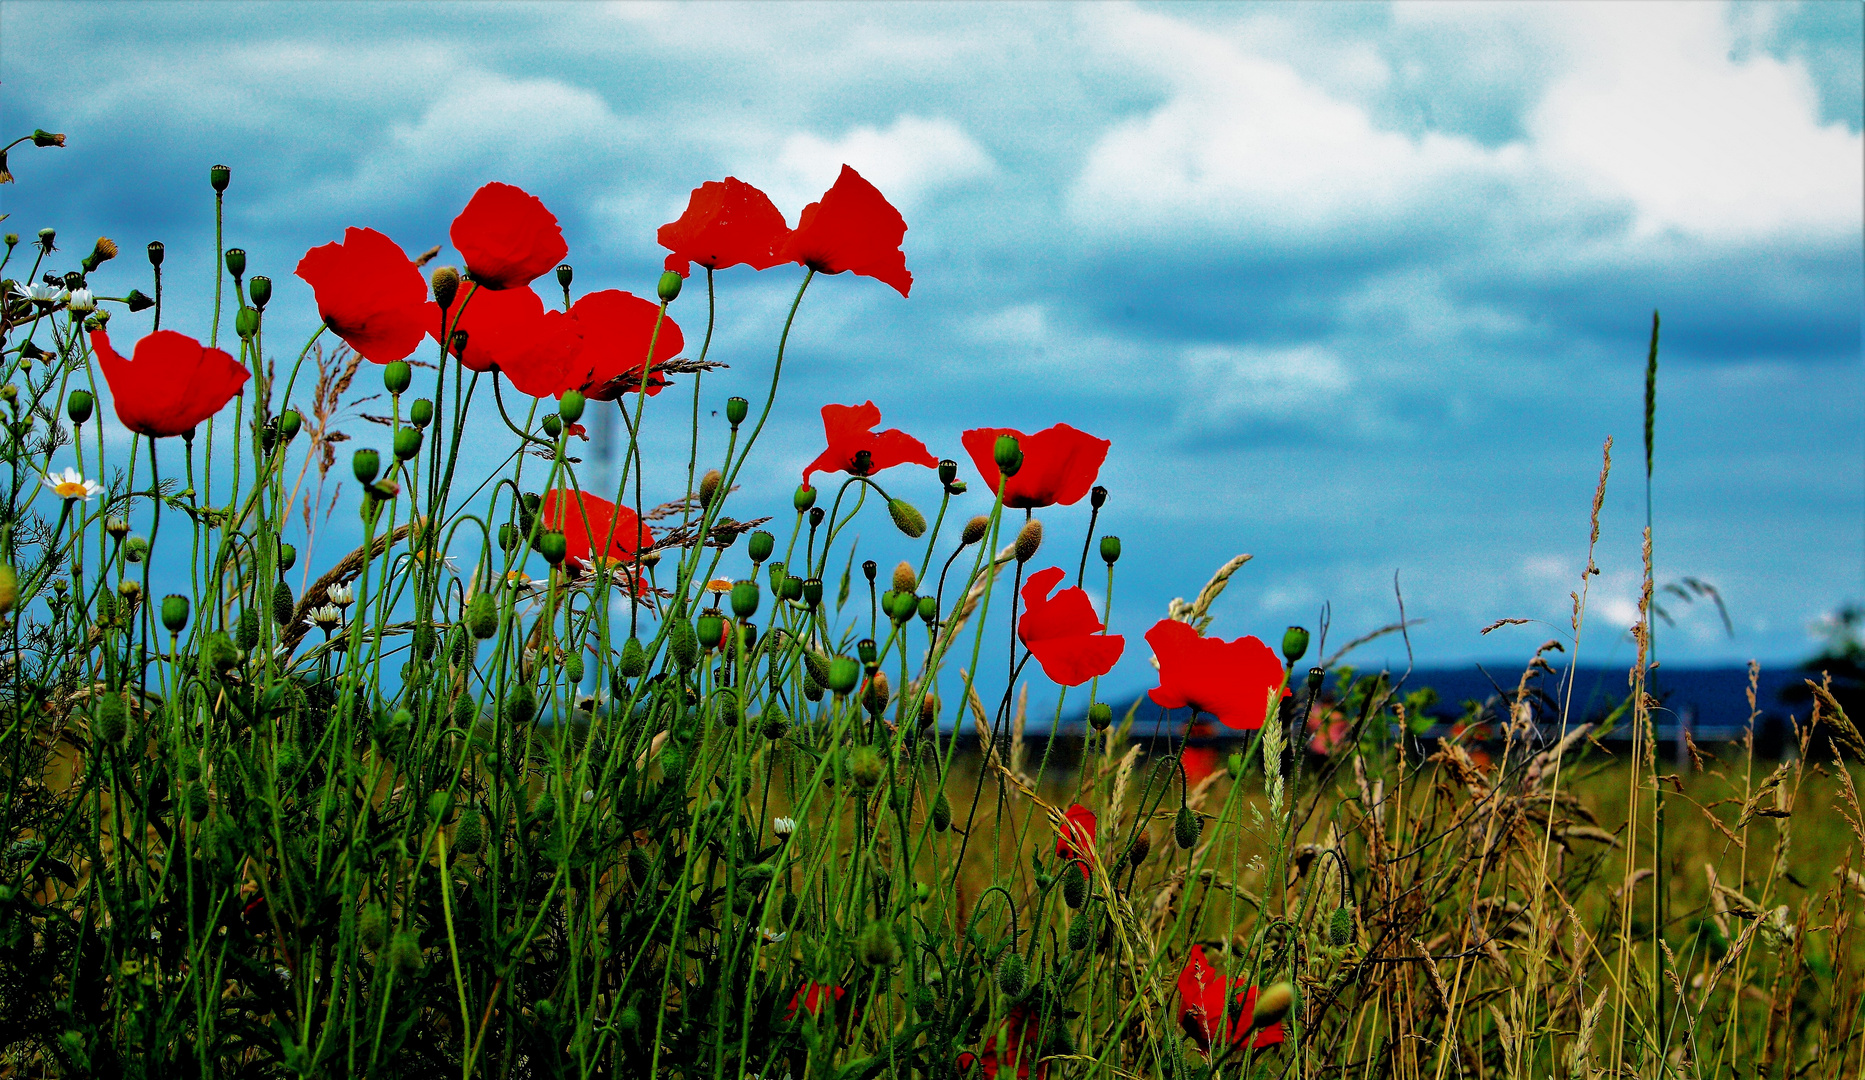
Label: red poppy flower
xmin=90 ymin=329 xmax=249 ymax=438
xmin=1018 ymin=567 xmax=1124 ymax=687
xmin=780 ymin=166 xmax=912 ymax=297
xmin=1176 ymin=946 xmax=1285 ymax=1054
xmin=435 ymin=283 xmax=546 ymax=374
xmin=294 ymin=227 xmax=439 ymax=364
xmin=540 ymin=489 xmax=653 ymax=573
xmin=957 ymin=1007 xmax=1045 ymax=1080
xmin=567 ymin=289 xmax=685 ymax=401
xmin=1181 ymin=721 xmax=1220 ymax=787
xmin=492 ymin=309 xmax=585 ymax=399
xmin=960 ymin=425 xmax=1109 ymax=509
xmin=800 ymin=402 xmax=938 ymax=486
xmin=1145 ymin=620 xmax=1287 ymax=731
xmin=450 ymin=182 xmax=568 ymax=291
xmin=658 ymin=177 xmax=791 ymax=278
xmin=1055 ymin=803 xmax=1096 ymax=862
xmin=785 ymin=981 xmax=845 ymax=1022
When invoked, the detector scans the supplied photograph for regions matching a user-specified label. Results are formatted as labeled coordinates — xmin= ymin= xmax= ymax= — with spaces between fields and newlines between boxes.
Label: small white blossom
xmin=305 ymin=604 xmax=343 ymax=632
xmin=24 ymin=281 xmax=67 ymax=305
xmin=326 ymin=583 xmax=354 ymax=608
xmin=759 ymin=928 xmax=788 ymax=945
xmin=40 ymin=467 xmax=102 ymax=502
xmin=772 ymin=817 xmax=797 ymax=838
xmin=65 ymin=288 xmax=95 ymax=313
xmin=581 ymin=789 xmax=596 ymax=805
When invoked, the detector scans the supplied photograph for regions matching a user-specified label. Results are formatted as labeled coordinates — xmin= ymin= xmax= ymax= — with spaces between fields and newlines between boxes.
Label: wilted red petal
xmin=1018 ymin=567 xmax=1124 ymax=687
xmin=961 ymin=424 xmax=1109 ymax=509
xmin=780 ymin=166 xmax=911 ymax=297
xmin=294 ymin=227 xmax=438 ymax=364
xmin=91 ymin=329 xmax=249 ymax=438
xmin=800 ymin=401 xmax=937 ymax=485
xmin=567 ymin=289 xmax=684 ymax=401
xmin=1145 ymin=620 xmax=1287 ymax=731
xmin=450 ymin=182 xmax=568 ymax=291
xmin=658 ymin=177 xmax=791 ymax=277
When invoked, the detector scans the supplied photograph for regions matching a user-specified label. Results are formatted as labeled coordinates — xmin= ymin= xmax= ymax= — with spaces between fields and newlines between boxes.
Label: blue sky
xmin=2 ymin=1 xmax=1860 ymax=696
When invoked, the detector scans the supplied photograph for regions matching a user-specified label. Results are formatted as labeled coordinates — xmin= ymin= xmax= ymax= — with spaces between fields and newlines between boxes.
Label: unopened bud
xmin=431 ymin=266 xmax=460 ymax=309
xmin=1128 ymin=830 xmax=1151 ymax=867
xmin=125 ymin=289 xmax=154 ymax=312
xmin=919 ymin=692 xmax=940 ymax=728
xmin=272 ymin=580 xmax=294 ymax=627
xmin=862 ymin=671 xmax=891 ymax=717
xmin=699 ymin=469 xmax=723 ymax=507
xmin=1174 ymin=805 xmax=1200 ymax=849
xmin=32 ymin=130 xmax=66 ymax=148
xmin=932 ymin=789 xmax=952 ymax=831
xmin=1062 ymin=862 xmax=1088 ymax=908
xmin=1088 ymin=702 xmax=1112 ymax=731
xmin=996 ymin=951 xmax=1029 ymax=997
xmin=1329 ymin=905 xmax=1354 ymax=947
xmin=961 ymin=515 xmax=990 ymax=546
xmin=887 ymin=498 xmax=926 ymax=538
xmin=891 ymin=561 xmax=917 ymax=593
xmin=849 ymin=745 xmax=883 ymax=788
xmin=466 ymin=593 xmax=498 ymax=639
xmin=1014 ymin=518 xmax=1043 ymax=563
xmin=618 ymin=636 xmax=647 ymax=677
xmin=1251 ymin=982 xmax=1295 ymax=1029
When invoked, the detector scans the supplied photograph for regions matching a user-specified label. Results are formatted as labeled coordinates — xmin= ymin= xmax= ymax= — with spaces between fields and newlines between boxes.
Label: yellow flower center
xmin=53 ymin=481 xmax=87 ymax=499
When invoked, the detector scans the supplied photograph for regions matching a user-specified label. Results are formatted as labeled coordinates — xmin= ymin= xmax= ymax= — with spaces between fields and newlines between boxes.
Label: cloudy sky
xmin=3 ymin=1 xmax=1860 ymax=694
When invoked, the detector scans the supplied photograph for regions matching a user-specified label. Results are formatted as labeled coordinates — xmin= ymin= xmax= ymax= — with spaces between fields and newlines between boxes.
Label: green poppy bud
xmin=246 ymin=275 xmax=271 ymax=310
xmin=536 ymin=531 xmax=567 ymax=565
xmin=185 ymin=781 xmax=210 ymax=822
xmin=541 ymin=414 xmax=562 ymax=438
xmin=238 ymin=608 xmax=260 ymax=649
xmin=125 ymin=288 xmax=155 ymax=312
xmin=563 ymin=651 xmax=584 ymax=685
xmin=1329 ymin=904 xmax=1354 ymax=947
xmin=125 ymin=535 xmax=149 ymax=562
xmin=1282 ymin=626 xmax=1310 ymax=666
xmin=619 ymin=636 xmax=647 ymax=677
xmin=657 ymin=269 xmax=682 ymax=303
xmin=160 ymin=594 xmax=189 ymax=634
xmin=200 ymin=631 xmax=238 ymax=676
xmin=558 ymin=389 xmax=585 ymax=423
xmin=1088 ymin=702 xmax=1112 ymax=731
xmin=932 ymin=789 xmax=952 ymax=831
xmin=1174 ymin=805 xmax=1200 ymax=850
xmin=147 ymin=240 xmax=165 ymax=266
xmin=1099 ymin=536 xmax=1121 ymax=565
xmin=224 ymin=248 xmax=246 ymax=279
xmin=383 ymin=360 xmax=412 ymax=396
xmin=454 ymin=812 xmax=485 ymax=856
xmin=793 ymin=484 xmax=816 ymax=512
xmin=209 ymin=164 xmax=230 ymax=192
xmin=996 ymin=951 xmax=1028 ymax=997
xmin=278 ymin=410 xmax=302 ymax=442
xmin=352 ymin=448 xmax=380 ymax=485
xmin=730 ymin=580 xmax=760 ymax=619
xmin=272 ymin=580 xmax=294 ymax=627
xmin=1227 ymin=752 xmax=1245 ymax=780
xmin=858 ymin=919 xmax=899 ymax=968
xmin=668 ymin=617 xmax=698 ymax=670
xmin=66 ymin=389 xmax=93 ymax=424
xmin=1068 ymin=914 xmax=1092 ymax=951
xmin=408 ymin=398 xmax=433 ymax=428
xmin=393 ymin=426 xmax=422 ymax=461
xmin=234 ymin=306 xmax=259 ymax=340
xmin=505 ymin=683 xmax=537 ymax=725
xmin=802 ymin=577 xmax=823 ymax=608
xmin=466 ymin=593 xmax=498 ymax=639
xmin=827 ymin=657 xmax=860 ymax=695
xmin=1062 ymin=862 xmax=1088 ymax=908
xmin=747 ymin=530 xmax=774 ymax=564
xmin=92 ymin=695 xmax=127 ymax=745
xmin=887 ymin=498 xmax=926 ymax=538
xmin=761 ymin=708 xmax=789 ymax=740
xmin=385 ymin=931 xmax=423 ymax=979
xmin=1128 ymin=830 xmax=1151 ymax=867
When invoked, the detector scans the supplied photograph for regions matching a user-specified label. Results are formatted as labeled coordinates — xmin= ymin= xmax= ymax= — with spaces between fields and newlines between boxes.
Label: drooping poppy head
xmin=961 ymin=424 xmax=1109 ymax=509
xmin=90 ymin=329 xmax=249 ymax=439
xmin=567 ymin=289 xmax=685 ymax=401
xmin=294 ymin=227 xmax=439 ymax=364
xmin=800 ymin=402 xmax=938 ymax=486
xmin=1055 ymin=803 xmax=1097 ymax=862
xmin=540 ymin=489 xmax=652 ymax=573
xmin=450 ymin=182 xmax=568 ymax=291
xmin=1018 ymin=567 xmax=1124 ymax=687
xmin=780 ymin=165 xmax=912 ymax=297
xmin=1176 ymin=946 xmax=1285 ymax=1054
xmin=1145 ymin=620 xmax=1288 ymax=731
xmin=785 ymin=981 xmax=845 ymax=1023
xmin=658 ymin=177 xmax=791 ymax=277
xmin=956 ymin=1007 xmax=1046 ymax=1080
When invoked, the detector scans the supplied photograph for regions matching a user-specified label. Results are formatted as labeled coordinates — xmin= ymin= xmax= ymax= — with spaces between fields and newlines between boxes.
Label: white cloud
xmin=1176 ymin=344 xmax=1354 ymax=430
xmin=772 ymin=115 xmax=995 ymax=213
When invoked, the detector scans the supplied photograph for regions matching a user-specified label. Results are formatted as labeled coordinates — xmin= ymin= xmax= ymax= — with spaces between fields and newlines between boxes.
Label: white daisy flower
xmin=41 ymin=467 xmax=102 ymax=502
xmin=759 ymin=928 xmax=787 ymax=944
xmin=772 ymin=816 xmax=797 ymax=838
xmin=326 ymin=583 xmax=354 ymax=608
xmin=65 ymin=288 xmax=95 ymax=313
xmin=305 ymin=604 xmax=342 ymax=632
xmin=24 ymin=281 xmax=67 ymax=305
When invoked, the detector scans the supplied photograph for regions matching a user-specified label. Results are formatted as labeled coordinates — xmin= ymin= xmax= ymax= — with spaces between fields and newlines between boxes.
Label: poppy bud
xmin=1090 ymin=485 xmax=1108 ymax=509
xmin=1174 ymin=805 xmax=1200 ymax=850
xmin=555 ymin=264 xmax=574 ymax=290
xmin=1329 ymin=904 xmax=1354 ymax=947
xmin=1282 ymin=626 xmax=1310 ymax=666
xmin=431 ymin=266 xmax=460 ymax=309
xmin=699 ymin=468 xmax=723 ymax=507
xmin=993 ymin=435 xmax=1020 ymax=473
xmin=890 ymin=561 xmax=917 ymax=594
xmin=1062 ymin=862 xmax=1088 ymax=908
xmin=352 ymin=448 xmax=380 ymax=485
xmin=828 ymin=657 xmax=860 ymax=695
xmin=161 ymin=594 xmax=189 ymax=634
xmin=802 ymin=650 xmax=831 ymax=685
xmin=37 ymin=227 xmax=55 ymax=254
xmin=536 ymin=531 xmax=568 ymax=566
xmin=237 ymin=607 xmax=260 ymax=650
xmin=279 ymin=410 xmax=302 ymax=441
xmin=1068 ymin=914 xmax=1093 ymax=951
xmin=123 ymin=536 xmax=149 ymax=563
xmin=918 ymin=595 xmax=939 ymax=624
xmin=726 ymin=396 xmax=748 ymax=427
xmin=1251 ymin=982 xmax=1295 ymax=1029
xmin=618 ymin=636 xmax=647 ymax=677
xmin=1127 ymin=830 xmax=1151 ymax=867
xmin=657 ymin=269 xmax=682 ymax=303
xmin=404 ymin=398 xmax=432 ymax=429
xmin=996 ymin=952 xmax=1029 ymax=997
xmin=858 ymin=918 xmax=899 ymax=968
xmin=1227 ymin=751 xmax=1245 ymax=779
xmin=80 ymin=236 xmax=118 ymax=273
xmin=454 ymin=811 xmax=486 ymax=856
xmin=961 ymin=515 xmax=990 ymax=546
xmin=747 ymin=530 xmax=774 ymax=564
xmin=793 ymin=484 xmax=816 ymax=512
xmin=1088 ymin=702 xmax=1112 ymax=731
xmin=384 ymin=361 xmax=412 ymax=396
xmin=932 ymin=789 xmax=952 ymax=831
xmin=862 ymin=671 xmax=891 ymax=716
xmin=184 ymin=781 xmax=210 ymax=822
xmin=849 ymin=745 xmax=883 ymax=788
xmin=235 ymin=306 xmax=259 ymax=340
xmin=919 ymin=692 xmax=940 ymax=728
xmin=1014 ymin=518 xmax=1043 ymax=563
xmin=887 ymin=499 xmax=926 ymax=538
xmin=857 ymin=638 xmax=878 ymax=665
xmin=272 ymin=580 xmax=294 ymax=627
xmin=200 ymin=631 xmax=238 ymax=675
xmin=125 ymin=289 xmax=155 ymax=312
xmin=938 ymin=459 xmax=958 ymax=485
xmin=730 ymin=581 xmax=760 ymax=619
xmin=466 ymin=593 xmax=498 ymax=639
xmin=558 ymin=390 xmax=585 ymax=423
xmin=668 ymin=617 xmax=698 ymax=670
xmin=802 ymin=578 xmax=823 ymax=608
xmin=1099 ymin=536 xmax=1121 ymax=565
xmin=247 ymin=275 xmax=271 ymax=310
xmin=394 ymin=427 xmax=422 ymax=461
xmin=505 ymin=683 xmax=537 ymax=725
xmin=542 ymin=414 xmax=562 ymax=438
xmin=224 ymin=248 xmax=246 ymax=279
xmin=209 ymin=164 xmax=230 ymax=191
xmin=147 ymin=240 xmax=165 ymax=267
xmin=66 ymin=390 xmax=92 ymax=425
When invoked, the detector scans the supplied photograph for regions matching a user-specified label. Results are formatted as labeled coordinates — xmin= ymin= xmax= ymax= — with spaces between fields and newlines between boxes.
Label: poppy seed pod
xmin=555 ymin=264 xmax=574 ymax=289
xmin=1088 ymin=702 xmax=1113 ymax=731
xmin=827 ymin=657 xmax=860 ymax=695
xmin=66 ymin=389 xmax=92 ymax=425
xmin=618 ymin=636 xmax=647 ymax=677
xmin=160 ymin=594 xmax=190 ymax=634
xmin=497 ymin=523 xmax=521 ymax=552
xmin=224 ymin=248 xmax=246 ymax=279
xmin=234 ymin=306 xmax=259 ymax=340
xmin=1174 ymin=805 xmax=1200 ymax=850
xmin=409 ymin=398 xmax=433 ymax=429
xmin=802 ymin=577 xmax=823 ymax=608
xmin=272 ymin=580 xmax=294 ymax=627
xmin=1099 ymin=536 xmax=1121 ymax=565
xmin=730 ymin=581 xmax=760 ymax=620
xmin=961 ymin=515 xmax=990 ymax=546
xmin=916 ymin=596 xmax=937 ymax=624
xmin=993 ymin=434 xmax=1020 ymax=472
xmin=536 ymin=531 xmax=568 ymax=566
xmin=1090 ymin=485 xmax=1108 ymax=509
xmin=558 ymin=390 xmax=585 ymax=423
xmin=699 ymin=469 xmax=723 ymax=507
xmin=726 ymin=396 xmax=748 ymax=426
xmin=210 ymin=164 xmax=230 ymax=192
xmin=657 ymin=269 xmax=682 ymax=303
xmin=393 ymin=427 xmax=422 ymax=461
xmin=891 ymin=560 xmax=917 ymax=593
xmin=857 ymin=637 xmax=878 ymax=665
xmin=850 ymin=449 xmax=873 ymax=476
xmin=887 ymin=498 xmax=926 ymax=538
xmin=247 ymin=275 xmax=271 ymax=310
xmin=862 ymin=671 xmax=891 ymax=716
xmin=1307 ymin=666 xmax=1325 ymax=694
xmin=466 ymin=593 xmax=498 ymax=639
xmin=792 ymin=484 xmax=817 ymax=513
xmin=696 ymin=611 xmax=727 ymax=650
xmin=430 ymin=266 xmax=460 ymax=309
xmin=541 ymin=414 xmax=562 ymax=438
xmin=1014 ymin=518 xmax=1043 ymax=563
xmin=1282 ymin=626 xmax=1310 ymax=666
xmin=383 ymin=361 xmax=412 ymax=396
xmin=147 ymin=240 xmax=165 ymax=267
xmin=277 ymin=542 xmax=297 ymax=573
xmin=352 ymin=448 xmax=380 ymax=485
xmin=809 ymin=506 xmax=825 ymax=528
xmin=278 ymin=410 xmax=302 ymax=442
xmin=747 ymin=530 xmax=774 ymax=564
xmin=938 ymin=459 xmax=958 ymax=485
